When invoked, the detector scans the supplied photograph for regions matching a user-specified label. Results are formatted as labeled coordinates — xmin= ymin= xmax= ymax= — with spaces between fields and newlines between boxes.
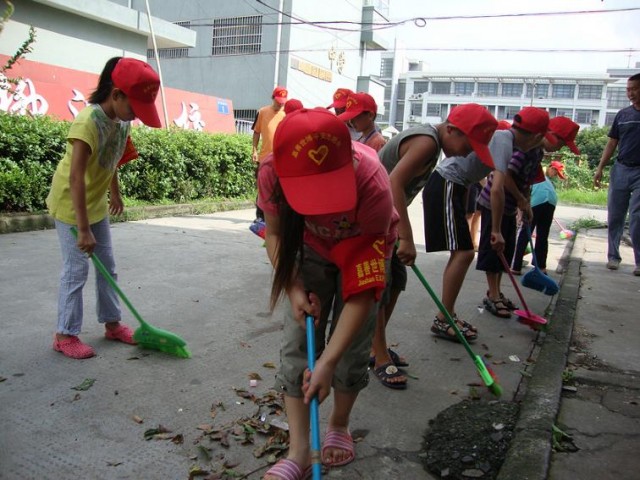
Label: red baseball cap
xmin=549 ymin=160 xmax=567 ymax=179
xmin=273 ymin=108 xmax=356 ymax=215
xmin=548 ymin=117 xmax=580 ymax=154
xmin=111 ymin=58 xmax=161 ymax=128
xmin=496 ymin=120 xmax=512 ymax=130
xmin=512 ymin=107 xmax=551 ymax=136
xmin=327 ymin=88 xmax=354 ymax=109
xmin=447 ymin=103 xmax=498 ymax=169
xmin=272 ymin=86 xmax=288 ymax=104
xmin=336 ymin=92 xmax=378 ymax=122
xmin=284 ymin=98 xmax=304 ymax=114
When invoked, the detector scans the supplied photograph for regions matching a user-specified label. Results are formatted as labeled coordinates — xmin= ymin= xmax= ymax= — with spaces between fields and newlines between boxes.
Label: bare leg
xmin=438 ymin=250 xmax=475 ymax=319
xmin=264 ymin=395 xmax=311 ymax=479
xmin=322 ymin=390 xmax=359 ymax=466
xmin=370 ymin=289 xmax=406 ymax=383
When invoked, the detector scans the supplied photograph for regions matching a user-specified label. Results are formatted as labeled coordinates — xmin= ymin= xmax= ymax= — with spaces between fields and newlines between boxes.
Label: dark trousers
xmin=512 ymin=202 xmax=555 ymax=271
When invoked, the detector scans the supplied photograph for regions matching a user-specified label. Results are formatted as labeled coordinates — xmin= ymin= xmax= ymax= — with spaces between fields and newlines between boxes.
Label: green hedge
xmin=0 ymin=112 xmax=255 ymax=213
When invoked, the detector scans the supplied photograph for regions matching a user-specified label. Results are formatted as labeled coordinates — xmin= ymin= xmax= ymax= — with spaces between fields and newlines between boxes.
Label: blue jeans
xmin=607 ymin=163 xmax=640 ymax=266
xmin=55 ymin=218 xmax=121 ymax=335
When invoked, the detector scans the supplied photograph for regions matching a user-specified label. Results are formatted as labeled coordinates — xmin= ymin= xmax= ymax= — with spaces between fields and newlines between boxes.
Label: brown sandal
xmin=431 ymin=316 xmax=478 ymax=342
xmin=483 ymin=297 xmax=512 ymax=318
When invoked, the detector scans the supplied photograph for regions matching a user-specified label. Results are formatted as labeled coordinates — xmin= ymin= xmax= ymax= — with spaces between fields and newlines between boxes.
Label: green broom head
xmin=473 ymin=355 xmax=503 ymax=397
xmin=133 ymin=324 xmax=191 ymax=359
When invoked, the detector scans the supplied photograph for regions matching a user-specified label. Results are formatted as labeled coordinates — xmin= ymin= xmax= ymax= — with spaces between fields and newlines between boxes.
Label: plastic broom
xmin=410 ymin=264 xmax=502 ymax=397
xmin=70 ymin=227 xmax=191 ymax=358
xmin=305 ymin=314 xmax=322 ymax=480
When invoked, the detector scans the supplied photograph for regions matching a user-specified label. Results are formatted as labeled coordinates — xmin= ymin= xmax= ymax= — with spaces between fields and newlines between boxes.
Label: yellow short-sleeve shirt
xmin=46 ymin=105 xmax=130 ymax=224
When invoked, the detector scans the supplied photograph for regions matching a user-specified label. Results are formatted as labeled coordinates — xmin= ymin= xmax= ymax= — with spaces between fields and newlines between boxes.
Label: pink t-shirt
xmin=257 ymin=142 xmax=398 ymax=260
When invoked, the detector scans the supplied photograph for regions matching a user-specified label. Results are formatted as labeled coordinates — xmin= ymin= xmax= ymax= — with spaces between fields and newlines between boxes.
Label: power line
xmin=189 ymin=4 xmax=640 ymax=33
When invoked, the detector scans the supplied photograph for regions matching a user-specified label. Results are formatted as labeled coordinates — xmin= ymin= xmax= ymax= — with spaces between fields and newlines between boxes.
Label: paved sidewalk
xmin=1 ymin=202 xmax=636 ymax=479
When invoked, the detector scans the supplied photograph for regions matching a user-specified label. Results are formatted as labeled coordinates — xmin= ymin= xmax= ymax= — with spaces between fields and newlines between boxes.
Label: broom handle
xmin=553 ymin=217 xmax=565 ymax=231
xmin=305 ymin=314 xmax=322 ymax=480
xmin=410 ymin=264 xmax=494 ymax=387
xmin=525 ymin=223 xmax=541 ymax=270
xmin=498 ymin=251 xmax=532 ymax=314
xmin=70 ymin=227 xmax=149 ymax=328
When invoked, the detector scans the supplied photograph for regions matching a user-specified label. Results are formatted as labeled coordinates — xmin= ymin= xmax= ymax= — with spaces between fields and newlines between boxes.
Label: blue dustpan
xmin=521 ymin=224 xmax=559 ymax=296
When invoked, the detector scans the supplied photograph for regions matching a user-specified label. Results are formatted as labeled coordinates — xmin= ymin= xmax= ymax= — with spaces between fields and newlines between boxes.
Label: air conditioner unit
xmin=409 ymin=93 xmax=423 ymax=101
xmin=408 ymin=115 xmax=417 ymax=122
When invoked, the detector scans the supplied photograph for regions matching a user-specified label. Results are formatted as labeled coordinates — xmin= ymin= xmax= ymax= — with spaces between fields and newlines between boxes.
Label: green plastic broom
xmin=411 ymin=264 xmax=502 ymax=397
xmin=71 ymin=227 xmax=191 ymax=358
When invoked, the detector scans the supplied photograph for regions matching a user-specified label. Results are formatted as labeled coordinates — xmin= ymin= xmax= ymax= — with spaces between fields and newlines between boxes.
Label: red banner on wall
xmin=0 ymin=55 xmax=236 ymax=133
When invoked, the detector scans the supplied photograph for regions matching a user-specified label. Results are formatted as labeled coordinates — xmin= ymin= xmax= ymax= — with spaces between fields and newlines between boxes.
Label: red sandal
xmin=105 ymin=324 xmax=137 ymax=345
xmin=53 ymin=335 xmax=96 ymax=359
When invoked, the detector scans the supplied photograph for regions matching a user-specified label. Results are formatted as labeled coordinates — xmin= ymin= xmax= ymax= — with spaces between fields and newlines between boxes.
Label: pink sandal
xmin=322 ymin=430 xmax=355 ymax=467
xmin=105 ymin=324 xmax=137 ymax=345
xmin=53 ymin=335 xmax=96 ymax=359
xmin=263 ymin=459 xmax=311 ymax=480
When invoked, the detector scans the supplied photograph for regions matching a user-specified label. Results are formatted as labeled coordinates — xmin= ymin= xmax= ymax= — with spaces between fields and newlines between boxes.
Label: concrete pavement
xmin=1 ymin=202 xmax=637 ymax=479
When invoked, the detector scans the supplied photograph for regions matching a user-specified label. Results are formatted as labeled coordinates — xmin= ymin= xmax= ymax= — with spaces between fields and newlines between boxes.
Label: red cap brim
xmin=544 ymin=132 xmax=559 ymax=145
xmin=129 ymin=97 xmax=161 ymax=128
xmin=336 ymin=109 xmax=361 ymax=122
xmin=278 ymin=162 xmax=356 ymax=215
xmin=566 ymin=140 xmax=580 ymax=155
xmin=469 ymin=140 xmax=494 ymax=169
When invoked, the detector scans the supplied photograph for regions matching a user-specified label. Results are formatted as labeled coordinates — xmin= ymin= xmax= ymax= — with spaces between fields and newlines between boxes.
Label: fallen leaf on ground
xmin=262 ymin=362 xmax=277 ymax=369
xmin=71 ymin=378 xmax=96 ymax=391
xmin=248 ymin=372 xmax=263 ymax=380
xmin=132 ymin=415 xmax=144 ymax=424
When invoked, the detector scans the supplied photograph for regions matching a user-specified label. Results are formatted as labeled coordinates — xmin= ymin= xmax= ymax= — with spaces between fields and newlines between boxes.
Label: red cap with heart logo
xmin=273 ymin=107 xmax=356 ymax=215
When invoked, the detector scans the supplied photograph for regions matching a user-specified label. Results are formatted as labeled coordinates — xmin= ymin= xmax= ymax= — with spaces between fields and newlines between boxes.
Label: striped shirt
xmin=478 ymin=147 xmax=544 ymax=216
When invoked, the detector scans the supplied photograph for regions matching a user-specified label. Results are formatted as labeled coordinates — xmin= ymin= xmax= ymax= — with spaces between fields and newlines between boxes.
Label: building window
xmin=147 ymin=21 xmax=191 ymax=59
xmin=607 ymin=87 xmax=628 ymax=109
xmin=454 ymin=82 xmax=474 ymax=95
xmin=605 ymin=112 xmax=617 ymax=126
xmin=234 ymin=109 xmax=258 ymax=121
xmin=426 ymin=103 xmax=442 ymax=116
xmin=380 ymin=58 xmax=393 ymax=78
xmin=498 ymin=105 xmax=521 ymax=119
xmin=212 ymin=15 xmax=262 ymax=56
xmin=552 ymin=84 xmax=575 ymax=99
xmin=525 ymin=83 xmax=549 ymax=99
xmin=556 ymin=108 xmax=573 ymax=118
xmin=578 ymin=84 xmax=603 ymax=100
xmin=397 ymin=81 xmax=406 ymax=100
xmin=414 ymin=81 xmax=429 ymax=94
xmin=410 ymin=103 xmax=422 ymax=116
xmin=502 ymin=83 xmax=522 ymax=97
xmin=431 ymin=81 xmax=451 ymax=95
xmin=575 ymin=109 xmax=592 ymax=124
xmin=384 ymin=85 xmax=392 ymax=101
xmin=477 ymin=82 xmax=498 ymax=97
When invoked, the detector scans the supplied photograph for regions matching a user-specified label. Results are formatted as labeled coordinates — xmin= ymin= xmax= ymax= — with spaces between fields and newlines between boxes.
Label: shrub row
xmin=0 ymin=112 xmax=255 ymax=213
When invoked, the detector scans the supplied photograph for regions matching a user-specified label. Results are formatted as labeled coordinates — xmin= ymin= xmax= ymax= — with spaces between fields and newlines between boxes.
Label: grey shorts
xmin=275 ymin=245 xmax=378 ymax=397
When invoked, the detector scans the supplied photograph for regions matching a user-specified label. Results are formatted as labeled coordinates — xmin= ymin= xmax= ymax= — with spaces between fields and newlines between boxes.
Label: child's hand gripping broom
xmin=71 ymin=227 xmax=191 ymax=358
xmin=305 ymin=314 xmax=322 ymax=480
xmin=411 ymin=264 xmax=502 ymax=397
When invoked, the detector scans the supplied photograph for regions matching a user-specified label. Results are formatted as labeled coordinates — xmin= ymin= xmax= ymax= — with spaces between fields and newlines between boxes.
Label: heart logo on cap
xmin=308 ymin=145 xmax=329 ymax=165
xmin=372 ymin=238 xmax=385 ymax=256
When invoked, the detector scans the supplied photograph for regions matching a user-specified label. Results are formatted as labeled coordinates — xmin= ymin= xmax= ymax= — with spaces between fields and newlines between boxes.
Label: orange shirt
xmin=253 ymin=105 xmax=285 ymax=161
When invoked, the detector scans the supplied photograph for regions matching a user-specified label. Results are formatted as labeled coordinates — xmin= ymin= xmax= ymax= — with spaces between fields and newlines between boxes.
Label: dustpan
xmin=521 ymin=224 xmax=559 ymax=296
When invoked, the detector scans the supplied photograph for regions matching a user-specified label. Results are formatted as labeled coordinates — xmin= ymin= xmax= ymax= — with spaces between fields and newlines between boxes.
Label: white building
xmin=379 ymin=52 xmax=640 ymax=131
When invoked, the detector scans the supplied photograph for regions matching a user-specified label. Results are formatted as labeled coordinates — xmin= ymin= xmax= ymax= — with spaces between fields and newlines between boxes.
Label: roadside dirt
xmin=422 ymin=399 xmax=519 ymax=479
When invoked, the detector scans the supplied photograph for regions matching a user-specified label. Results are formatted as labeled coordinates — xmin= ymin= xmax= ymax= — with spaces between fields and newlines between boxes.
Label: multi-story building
xmin=1 ymin=0 xmax=233 ymax=132
xmin=380 ymin=52 xmax=640 ymax=132
xmin=137 ymin=0 xmax=390 ymax=127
